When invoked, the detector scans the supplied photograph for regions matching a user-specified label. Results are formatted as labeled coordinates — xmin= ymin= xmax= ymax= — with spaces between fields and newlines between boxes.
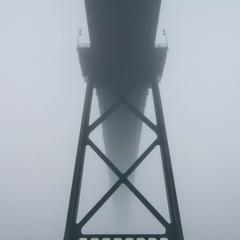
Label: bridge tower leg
xmin=63 ymin=77 xmax=184 ymax=240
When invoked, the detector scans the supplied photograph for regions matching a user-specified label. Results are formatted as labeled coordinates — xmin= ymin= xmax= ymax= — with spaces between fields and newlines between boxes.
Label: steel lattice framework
xmin=63 ymin=78 xmax=184 ymax=240
xmin=63 ymin=1 xmax=184 ymax=239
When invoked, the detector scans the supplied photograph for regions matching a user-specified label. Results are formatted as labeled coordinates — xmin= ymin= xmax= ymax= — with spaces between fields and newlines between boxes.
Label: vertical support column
xmin=64 ymin=81 xmax=94 ymax=240
xmin=152 ymin=80 xmax=184 ymax=240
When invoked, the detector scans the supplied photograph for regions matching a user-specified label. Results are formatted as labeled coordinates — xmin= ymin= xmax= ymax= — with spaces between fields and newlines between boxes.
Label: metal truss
xmin=63 ymin=79 xmax=184 ymax=240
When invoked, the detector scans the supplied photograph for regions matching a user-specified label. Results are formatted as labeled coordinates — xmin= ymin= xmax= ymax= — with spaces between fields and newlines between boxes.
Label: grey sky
xmin=1 ymin=0 xmax=240 ymax=239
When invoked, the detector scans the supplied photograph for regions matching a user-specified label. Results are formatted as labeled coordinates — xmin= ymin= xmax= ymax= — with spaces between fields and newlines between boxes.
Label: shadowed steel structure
xmin=64 ymin=1 xmax=184 ymax=240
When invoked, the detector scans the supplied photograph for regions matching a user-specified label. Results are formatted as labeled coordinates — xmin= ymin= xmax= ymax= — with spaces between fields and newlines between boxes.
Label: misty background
xmin=1 ymin=0 xmax=240 ymax=239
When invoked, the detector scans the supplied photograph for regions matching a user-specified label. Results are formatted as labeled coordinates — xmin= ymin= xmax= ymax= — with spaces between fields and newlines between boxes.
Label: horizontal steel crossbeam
xmin=79 ymin=234 xmax=167 ymax=239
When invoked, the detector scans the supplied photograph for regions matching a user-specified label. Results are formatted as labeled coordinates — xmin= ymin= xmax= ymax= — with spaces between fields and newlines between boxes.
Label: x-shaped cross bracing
xmin=76 ymin=80 xmax=170 ymax=237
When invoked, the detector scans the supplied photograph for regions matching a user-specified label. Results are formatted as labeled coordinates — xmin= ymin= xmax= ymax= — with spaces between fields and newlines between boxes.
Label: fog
xmin=1 ymin=0 xmax=240 ymax=239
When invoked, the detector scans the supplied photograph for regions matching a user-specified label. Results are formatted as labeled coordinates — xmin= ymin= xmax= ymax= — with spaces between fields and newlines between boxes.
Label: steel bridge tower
xmin=64 ymin=1 xmax=184 ymax=240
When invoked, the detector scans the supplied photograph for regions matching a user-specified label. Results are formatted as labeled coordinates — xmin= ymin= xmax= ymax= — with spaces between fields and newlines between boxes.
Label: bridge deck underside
xmin=85 ymin=0 xmax=161 ymax=49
